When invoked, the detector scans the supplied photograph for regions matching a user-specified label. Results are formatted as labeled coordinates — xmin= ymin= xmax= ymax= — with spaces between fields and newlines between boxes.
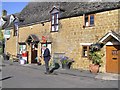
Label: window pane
xmin=112 ymin=50 xmax=118 ymax=55
xmin=56 ymin=14 xmax=58 ymax=19
xmin=90 ymin=15 xmax=94 ymax=25
xmin=52 ymin=15 xmax=54 ymax=20
xmin=56 ymin=18 xmax=58 ymax=24
xmin=52 ymin=19 xmax=54 ymax=24
xmin=83 ymin=46 xmax=87 ymax=57
xmin=55 ymin=13 xmax=59 ymax=24
xmin=51 ymin=13 xmax=59 ymax=32
xmin=52 ymin=15 xmax=54 ymax=24
xmin=85 ymin=15 xmax=89 ymax=26
xmin=19 ymin=45 xmax=26 ymax=54
xmin=52 ymin=26 xmax=55 ymax=31
xmin=56 ymin=25 xmax=58 ymax=31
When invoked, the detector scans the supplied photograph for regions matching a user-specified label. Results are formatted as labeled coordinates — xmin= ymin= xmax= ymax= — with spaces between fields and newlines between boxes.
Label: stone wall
xmin=6 ymin=9 xmax=119 ymax=72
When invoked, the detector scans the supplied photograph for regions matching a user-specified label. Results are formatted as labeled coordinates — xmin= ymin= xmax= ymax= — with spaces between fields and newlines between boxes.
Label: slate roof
xmin=19 ymin=2 xmax=120 ymax=26
xmin=1 ymin=2 xmax=120 ymax=28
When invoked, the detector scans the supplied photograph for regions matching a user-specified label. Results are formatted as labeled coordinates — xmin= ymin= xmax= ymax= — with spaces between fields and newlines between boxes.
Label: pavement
xmin=22 ymin=64 xmax=120 ymax=80
xmin=2 ymin=59 xmax=120 ymax=81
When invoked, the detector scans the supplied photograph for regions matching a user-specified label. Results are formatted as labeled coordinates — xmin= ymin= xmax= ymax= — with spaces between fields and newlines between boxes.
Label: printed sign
xmin=42 ymin=36 xmax=47 ymax=43
xmin=4 ymin=28 xmax=11 ymax=39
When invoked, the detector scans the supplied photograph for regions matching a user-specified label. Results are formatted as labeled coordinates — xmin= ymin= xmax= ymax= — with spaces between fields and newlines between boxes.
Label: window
xmin=112 ymin=50 xmax=118 ymax=55
xmin=51 ymin=13 xmax=59 ymax=32
xmin=19 ymin=44 xmax=26 ymax=54
xmin=82 ymin=46 xmax=90 ymax=57
xmin=84 ymin=14 xmax=94 ymax=27
xmin=90 ymin=15 xmax=94 ymax=25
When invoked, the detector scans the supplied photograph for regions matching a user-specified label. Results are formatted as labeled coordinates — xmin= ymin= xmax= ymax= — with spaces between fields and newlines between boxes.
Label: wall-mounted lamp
xmin=41 ymin=22 xmax=44 ymax=26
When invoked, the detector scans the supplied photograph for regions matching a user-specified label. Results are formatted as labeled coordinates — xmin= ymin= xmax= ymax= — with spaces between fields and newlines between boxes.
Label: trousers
xmin=44 ymin=60 xmax=49 ymax=72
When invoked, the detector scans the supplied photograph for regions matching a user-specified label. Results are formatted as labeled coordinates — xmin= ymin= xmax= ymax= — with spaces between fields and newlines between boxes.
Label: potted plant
xmin=89 ymin=43 xmax=104 ymax=73
xmin=60 ymin=56 xmax=74 ymax=69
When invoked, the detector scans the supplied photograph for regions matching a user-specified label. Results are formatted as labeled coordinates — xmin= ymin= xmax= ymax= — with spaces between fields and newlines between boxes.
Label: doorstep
xmin=95 ymin=73 xmax=120 ymax=80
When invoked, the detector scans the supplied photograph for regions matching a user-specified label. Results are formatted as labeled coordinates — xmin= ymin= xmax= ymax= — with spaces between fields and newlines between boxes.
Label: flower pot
xmin=89 ymin=64 xmax=99 ymax=73
xmin=62 ymin=64 xmax=70 ymax=69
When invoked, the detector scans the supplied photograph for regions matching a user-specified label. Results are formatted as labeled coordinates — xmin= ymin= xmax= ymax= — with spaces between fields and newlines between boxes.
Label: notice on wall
xmin=4 ymin=28 xmax=11 ymax=39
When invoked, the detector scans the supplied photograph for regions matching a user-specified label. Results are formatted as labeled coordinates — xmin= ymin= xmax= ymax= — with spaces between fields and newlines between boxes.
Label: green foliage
xmin=60 ymin=56 xmax=74 ymax=65
xmin=89 ymin=50 xmax=104 ymax=66
xmin=62 ymin=59 xmax=68 ymax=65
xmin=0 ymin=29 xmax=3 ymax=40
xmin=0 ymin=47 xmax=3 ymax=54
xmin=0 ymin=29 xmax=4 ymax=55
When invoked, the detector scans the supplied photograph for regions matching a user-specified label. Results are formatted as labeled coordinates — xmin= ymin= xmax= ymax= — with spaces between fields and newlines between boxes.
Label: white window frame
xmin=51 ymin=13 xmax=59 ymax=32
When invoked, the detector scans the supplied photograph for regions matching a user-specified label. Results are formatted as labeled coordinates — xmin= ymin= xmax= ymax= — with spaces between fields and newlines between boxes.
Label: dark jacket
xmin=43 ymin=48 xmax=51 ymax=61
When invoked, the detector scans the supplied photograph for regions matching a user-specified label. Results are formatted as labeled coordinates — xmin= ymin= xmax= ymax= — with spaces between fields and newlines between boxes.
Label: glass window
xmin=19 ymin=44 xmax=26 ymax=54
xmin=51 ymin=13 xmax=59 ymax=32
xmin=112 ymin=50 xmax=118 ymax=55
xmin=82 ymin=46 xmax=90 ymax=57
xmin=83 ymin=46 xmax=87 ymax=57
xmin=52 ymin=26 xmax=55 ymax=31
xmin=85 ymin=15 xmax=89 ymax=26
xmin=52 ymin=15 xmax=54 ymax=25
xmin=56 ymin=14 xmax=59 ymax=24
xmin=84 ymin=14 xmax=94 ymax=27
xmin=56 ymin=25 xmax=58 ymax=31
xmin=90 ymin=15 xmax=94 ymax=25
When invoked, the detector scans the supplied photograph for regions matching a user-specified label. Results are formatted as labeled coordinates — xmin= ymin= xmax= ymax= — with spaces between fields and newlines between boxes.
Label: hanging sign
xmin=4 ymin=28 xmax=11 ymax=39
xmin=42 ymin=36 xmax=47 ymax=43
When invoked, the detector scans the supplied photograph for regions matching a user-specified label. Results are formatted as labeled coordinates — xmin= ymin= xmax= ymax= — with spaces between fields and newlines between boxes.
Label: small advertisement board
xmin=4 ymin=28 xmax=11 ymax=39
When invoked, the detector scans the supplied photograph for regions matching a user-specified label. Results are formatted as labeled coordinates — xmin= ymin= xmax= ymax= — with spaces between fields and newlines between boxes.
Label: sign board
xmin=42 ymin=36 xmax=47 ymax=43
xmin=4 ymin=28 xmax=11 ymax=39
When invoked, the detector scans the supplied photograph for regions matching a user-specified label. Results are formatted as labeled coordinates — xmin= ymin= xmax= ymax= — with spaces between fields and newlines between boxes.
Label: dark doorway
xmin=31 ymin=49 xmax=37 ymax=63
xmin=31 ymin=43 xmax=38 ymax=63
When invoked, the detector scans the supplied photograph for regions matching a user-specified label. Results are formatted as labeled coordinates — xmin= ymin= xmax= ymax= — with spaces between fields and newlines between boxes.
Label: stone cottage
xmin=2 ymin=2 xmax=120 ymax=73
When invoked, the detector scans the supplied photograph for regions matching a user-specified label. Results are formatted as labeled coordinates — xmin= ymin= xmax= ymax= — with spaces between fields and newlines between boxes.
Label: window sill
xmin=50 ymin=31 xmax=59 ymax=33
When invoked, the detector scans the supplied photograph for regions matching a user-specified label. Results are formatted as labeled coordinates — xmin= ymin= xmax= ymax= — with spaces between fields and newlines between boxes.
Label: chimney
xmin=2 ymin=10 xmax=7 ymax=16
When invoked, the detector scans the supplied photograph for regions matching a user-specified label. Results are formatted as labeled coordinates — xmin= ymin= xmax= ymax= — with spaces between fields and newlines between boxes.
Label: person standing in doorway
xmin=42 ymin=44 xmax=51 ymax=74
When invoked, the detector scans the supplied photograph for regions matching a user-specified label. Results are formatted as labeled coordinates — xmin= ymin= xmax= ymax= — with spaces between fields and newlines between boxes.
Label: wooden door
xmin=31 ymin=49 xmax=37 ymax=63
xmin=106 ymin=45 xmax=120 ymax=74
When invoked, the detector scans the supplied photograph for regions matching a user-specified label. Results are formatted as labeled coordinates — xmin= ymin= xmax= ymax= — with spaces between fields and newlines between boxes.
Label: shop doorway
xmin=31 ymin=43 xmax=38 ymax=63
xmin=26 ymin=34 xmax=39 ymax=64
